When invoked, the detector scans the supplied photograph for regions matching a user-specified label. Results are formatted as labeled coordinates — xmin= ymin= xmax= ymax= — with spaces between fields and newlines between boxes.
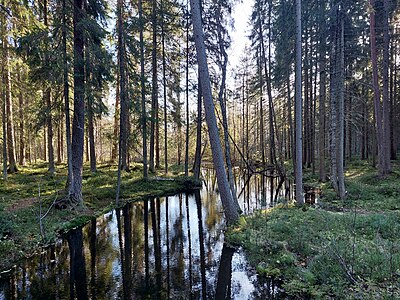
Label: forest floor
xmin=0 ymin=162 xmax=199 ymax=272
xmin=228 ymin=159 xmax=400 ymax=299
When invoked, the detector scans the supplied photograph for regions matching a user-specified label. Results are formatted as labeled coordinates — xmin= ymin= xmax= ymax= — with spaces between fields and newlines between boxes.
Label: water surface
xmin=0 ymin=171 xmax=290 ymax=299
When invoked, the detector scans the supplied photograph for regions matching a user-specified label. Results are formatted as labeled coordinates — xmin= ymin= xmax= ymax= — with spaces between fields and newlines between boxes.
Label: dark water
xmin=0 ymin=170 xmax=291 ymax=299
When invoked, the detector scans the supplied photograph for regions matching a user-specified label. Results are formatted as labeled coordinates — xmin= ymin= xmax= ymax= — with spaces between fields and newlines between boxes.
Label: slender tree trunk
xmin=139 ymin=0 xmax=148 ymax=179
xmin=71 ymin=0 xmax=85 ymax=204
xmin=150 ymin=0 xmax=157 ymax=174
xmin=18 ymin=70 xmax=25 ymax=166
xmin=2 ymin=73 xmax=7 ymax=180
xmin=63 ymin=0 xmax=73 ymax=195
xmin=161 ymin=0 xmax=168 ymax=174
xmin=318 ymin=32 xmax=326 ymax=181
xmin=337 ymin=13 xmax=346 ymax=199
xmin=258 ymin=52 xmax=266 ymax=167
xmin=44 ymin=0 xmax=54 ymax=174
xmin=193 ymin=75 xmax=202 ymax=180
xmin=295 ymin=0 xmax=304 ymax=204
xmin=45 ymin=88 xmax=55 ymax=174
xmin=369 ymin=0 xmax=389 ymax=177
xmin=184 ymin=5 xmax=190 ymax=177
xmin=190 ymin=0 xmax=239 ymax=224
xmin=3 ymin=34 xmax=17 ymax=173
xmin=111 ymin=78 xmax=119 ymax=161
xmin=329 ymin=6 xmax=339 ymax=194
xmin=382 ymin=0 xmax=391 ymax=173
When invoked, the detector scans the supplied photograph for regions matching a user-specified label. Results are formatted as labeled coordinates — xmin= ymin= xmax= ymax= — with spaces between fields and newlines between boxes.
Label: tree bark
xmin=63 ymin=0 xmax=73 ymax=196
xmin=193 ymin=75 xmax=202 ymax=181
xmin=71 ymin=0 xmax=85 ymax=204
xmin=382 ymin=0 xmax=391 ymax=173
xmin=43 ymin=0 xmax=54 ymax=174
xmin=369 ymin=0 xmax=390 ymax=176
xmin=150 ymin=0 xmax=158 ymax=174
xmin=190 ymin=0 xmax=239 ymax=224
xmin=18 ymin=69 xmax=25 ymax=166
xmin=2 ymin=71 xmax=7 ymax=180
xmin=184 ymin=5 xmax=190 ymax=177
xmin=295 ymin=0 xmax=304 ymax=204
xmin=161 ymin=0 xmax=168 ymax=174
xmin=139 ymin=0 xmax=148 ymax=179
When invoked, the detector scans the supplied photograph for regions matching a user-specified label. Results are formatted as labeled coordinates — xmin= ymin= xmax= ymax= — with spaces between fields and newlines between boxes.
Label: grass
xmin=227 ymin=159 xmax=400 ymax=299
xmin=0 ymin=161 xmax=199 ymax=271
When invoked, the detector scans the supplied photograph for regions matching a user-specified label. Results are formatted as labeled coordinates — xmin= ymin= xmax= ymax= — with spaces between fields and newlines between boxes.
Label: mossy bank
xmin=227 ymin=160 xmax=400 ymax=299
xmin=0 ymin=162 xmax=200 ymax=272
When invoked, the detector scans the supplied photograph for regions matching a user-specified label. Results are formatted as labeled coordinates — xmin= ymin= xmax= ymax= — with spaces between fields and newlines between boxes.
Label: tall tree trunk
xmin=150 ymin=0 xmax=157 ymax=174
xmin=258 ymin=51 xmax=266 ymax=167
xmin=161 ymin=0 xmax=168 ymax=174
xmin=337 ymin=13 xmax=346 ymax=199
xmin=117 ymin=0 xmax=128 ymax=172
xmin=2 ymin=72 xmax=7 ymax=180
xmin=87 ymin=98 xmax=96 ymax=172
xmin=85 ymin=44 xmax=97 ymax=173
xmin=71 ymin=0 xmax=85 ymax=204
xmin=116 ymin=0 xmax=127 ymax=205
xmin=45 ymin=88 xmax=55 ymax=174
xmin=295 ymin=0 xmax=304 ymax=204
xmin=2 ymin=32 xmax=17 ymax=173
xmin=63 ymin=0 xmax=73 ymax=196
xmin=184 ymin=5 xmax=189 ymax=177
xmin=382 ymin=0 xmax=391 ymax=173
xmin=139 ymin=0 xmax=148 ymax=179
xmin=44 ymin=0 xmax=54 ymax=174
xmin=216 ymin=3 xmax=240 ymax=213
xmin=111 ymin=78 xmax=119 ymax=162
xmin=329 ymin=6 xmax=339 ymax=195
xmin=369 ymin=0 xmax=390 ymax=177
xmin=18 ymin=70 xmax=25 ymax=166
xmin=193 ymin=76 xmax=202 ymax=181
xmin=318 ymin=16 xmax=327 ymax=181
xmin=190 ymin=0 xmax=239 ymax=224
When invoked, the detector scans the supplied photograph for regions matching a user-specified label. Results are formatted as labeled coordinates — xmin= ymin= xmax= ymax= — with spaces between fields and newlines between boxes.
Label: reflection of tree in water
xmin=170 ymin=194 xmax=186 ymax=291
xmin=83 ymin=212 xmax=120 ymax=298
xmin=67 ymin=228 xmax=88 ymax=300
xmin=0 ymin=172 xmax=291 ymax=299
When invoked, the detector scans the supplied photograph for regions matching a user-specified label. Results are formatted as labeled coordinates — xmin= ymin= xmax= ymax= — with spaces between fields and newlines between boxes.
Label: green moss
xmin=227 ymin=206 xmax=400 ymax=298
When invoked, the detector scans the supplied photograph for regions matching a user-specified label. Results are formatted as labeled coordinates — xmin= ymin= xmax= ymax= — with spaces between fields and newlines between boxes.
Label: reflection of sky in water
xmin=0 ymin=171 xmax=289 ymax=299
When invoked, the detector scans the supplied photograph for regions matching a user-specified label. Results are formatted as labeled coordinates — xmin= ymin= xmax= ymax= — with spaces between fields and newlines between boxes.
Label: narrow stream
xmin=0 ymin=170 xmax=292 ymax=299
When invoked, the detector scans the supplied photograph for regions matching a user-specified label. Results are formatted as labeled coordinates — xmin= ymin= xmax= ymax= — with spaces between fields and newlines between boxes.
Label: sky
xmin=227 ymin=0 xmax=254 ymax=77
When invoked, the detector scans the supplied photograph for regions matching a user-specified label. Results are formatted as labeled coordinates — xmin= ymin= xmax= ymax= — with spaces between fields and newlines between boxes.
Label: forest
xmin=0 ymin=0 xmax=399 ymax=298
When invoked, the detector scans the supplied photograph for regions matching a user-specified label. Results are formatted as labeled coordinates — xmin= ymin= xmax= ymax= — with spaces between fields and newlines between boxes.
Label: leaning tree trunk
xmin=216 ymin=3 xmax=241 ymax=213
xmin=190 ymin=0 xmax=239 ymax=224
xmin=71 ymin=0 xmax=85 ymax=204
